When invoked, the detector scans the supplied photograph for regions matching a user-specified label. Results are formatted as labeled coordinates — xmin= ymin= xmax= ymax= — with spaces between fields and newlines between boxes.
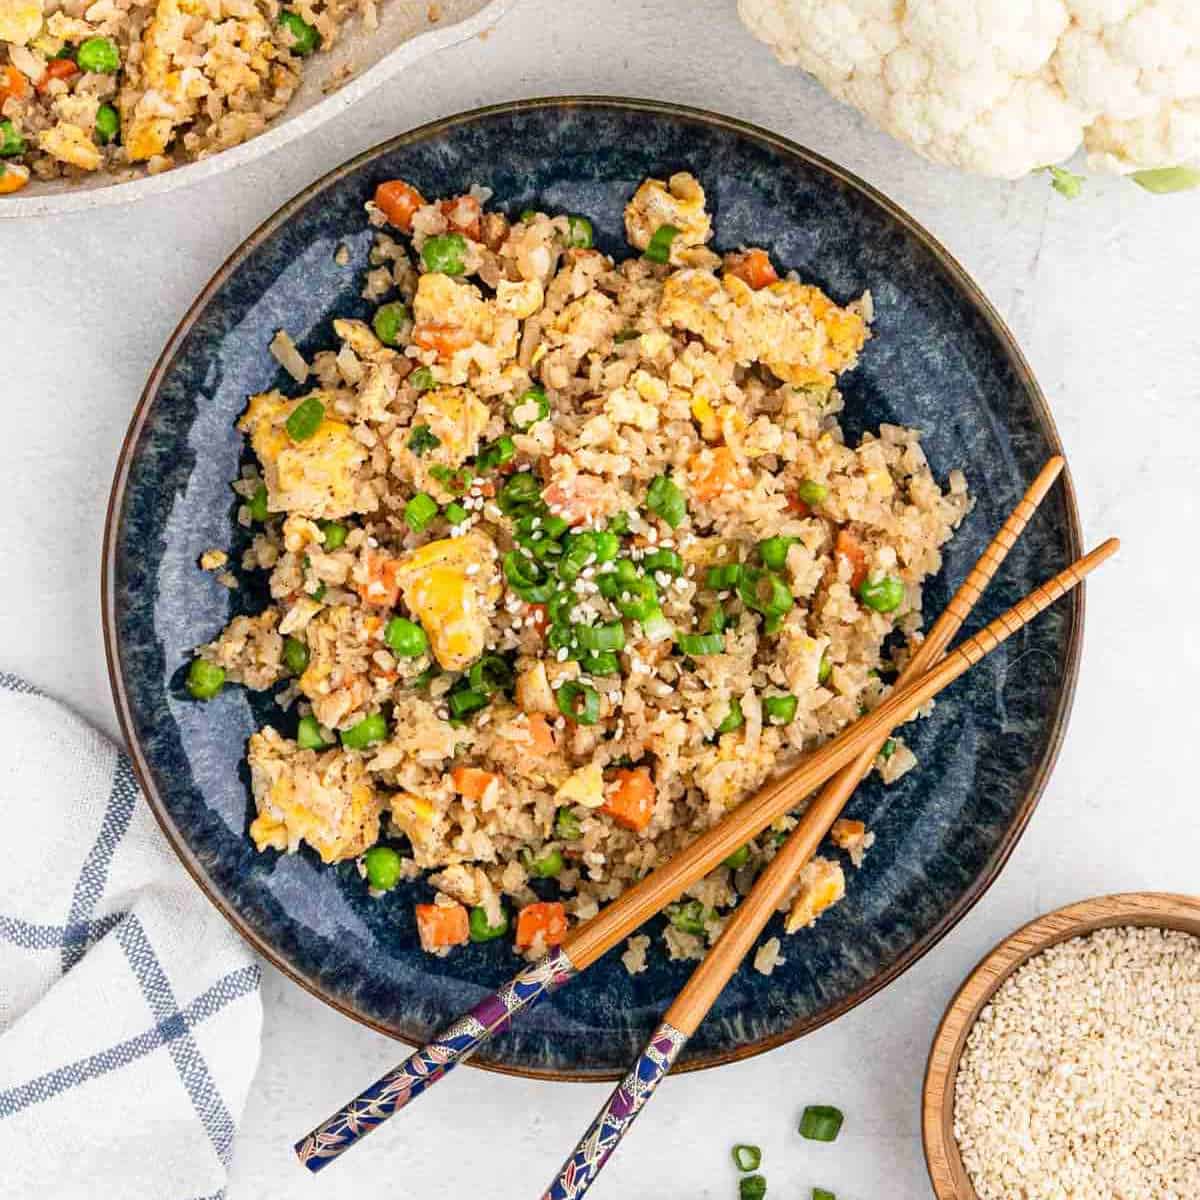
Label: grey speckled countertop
xmin=3 ymin=1 xmax=1198 ymax=1196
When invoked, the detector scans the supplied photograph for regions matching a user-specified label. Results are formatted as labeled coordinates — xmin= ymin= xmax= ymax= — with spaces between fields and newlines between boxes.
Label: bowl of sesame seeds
xmin=923 ymin=891 xmax=1200 ymax=1200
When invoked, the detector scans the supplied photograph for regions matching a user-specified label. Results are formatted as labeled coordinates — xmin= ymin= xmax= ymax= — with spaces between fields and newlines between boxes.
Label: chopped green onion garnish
xmin=428 ymin=464 xmax=474 ymax=494
xmin=404 ymin=492 xmax=438 ymax=532
xmin=644 ymin=223 xmax=680 ymax=264
xmin=614 ymin=576 xmax=659 ymax=622
xmin=818 ymin=649 xmax=832 ymax=685
xmin=319 ymin=520 xmax=348 ymax=549
xmin=799 ymin=1105 xmax=844 ymax=1142
xmin=409 ymin=366 xmax=436 ymax=391
xmin=880 ymin=737 xmax=896 ymax=761
xmin=247 ymin=482 xmax=269 ymax=523
xmin=1131 ymin=165 xmax=1200 ymax=194
xmin=525 ymin=847 xmax=564 ymax=878
xmin=591 ymin=530 xmax=620 ymax=563
xmin=640 ymin=609 xmax=674 ymax=644
xmin=579 ymin=650 xmax=621 ymax=675
xmin=476 ymin=435 xmax=515 ymax=472
xmin=186 ymin=658 xmax=225 ymax=701
xmin=606 ymin=510 xmax=632 ymax=534
xmin=468 ymin=654 xmax=513 ymax=695
xmin=556 ymin=680 xmax=600 ymax=725
xmin=558 ymin=530 xmax=600 ymax=583
xmin=504 ymin=550 xmax=555 ymax=602
xmin=362 ymin=845 xmax=401 ymax=890
xmin=706 ymin=563 xmax=743 ymax=589
xmin=407 ymin=424 xmax=440 ymax=457
xmin=723 ymin=844 xmax=750 ymax=870
xmin=668 ymin=899 xmax=707 ymax=935
xmin=469 ymin=904 xmax=508 ymax=942
xmin=739 ymin=1174 xmax=767 ymax=1200
xmin=677 ymin=631 xmax=724 ymax=657
xmin=509 ymin=386 xmax=550 ymax=431
xmin=341 ymin=712 xmax=388 ymax=749
xmin=706 ymin=605 xmax=727 ymax=634
xmin=731 ymin=1145 xmax=762 ymax=1172
xmin=286 ymin=396 xmax=325 ymax=442
xmin=575 ymin=621 xmax=626 ymax=652
xmin=566 ymin=214 xmax=593 ymax=248
xmin=796 ymin=478 xmax=828 ymax=506
xmin=278 ymin=9 xmax=319 ymax=54
xmin=498 ymin=471 xmax=542 ymax=514
xmin=447 ymin=687 xmax=488 ymax=719
xmin=762 ymin=612 xmax=785 ymax=635
xmin=645 ymin=474 xmax=686 ymax=527
xmin=296 ymin=715 xmax=332 ymax=750
xmin=758 ymin=536 xmax=797 ymax=571
xmin=385 ymin=616 xmax=428 ymax=658
xmin=857 ymin=575 xmax=904 ymax=613
xmin=443 ymin=500 xmax=469 ymax=527
xmin=642 ymin=547 xmax=683 ymax=576
xmin=763 ymin=694 xmax=798 ymax=724
xmin=555 ymin=807 xmax=582 ymax=840
xmin=716 ymin=699 xmax=744 ymax=734
xmin=282 ymin=635 xmax=310 ymax=676
xmin=739 ymin=568 xmax=793 ymax=617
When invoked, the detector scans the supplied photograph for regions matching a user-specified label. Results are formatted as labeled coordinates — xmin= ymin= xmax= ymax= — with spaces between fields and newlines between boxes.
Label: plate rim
xmin=101 ymin=95 xmax=1085 ymax=1082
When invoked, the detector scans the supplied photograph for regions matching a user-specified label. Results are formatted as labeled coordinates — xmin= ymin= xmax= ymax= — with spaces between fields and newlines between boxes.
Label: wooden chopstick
xmin=537 ymin=457 xmax=1068 ymax=1199
xmin=296 ymin=527 xmax=1115 ymax=1176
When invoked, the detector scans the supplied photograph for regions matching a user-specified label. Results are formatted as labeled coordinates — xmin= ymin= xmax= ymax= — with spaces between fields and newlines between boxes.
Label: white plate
xmin=2 ymin=0 xmax=514 ymax=220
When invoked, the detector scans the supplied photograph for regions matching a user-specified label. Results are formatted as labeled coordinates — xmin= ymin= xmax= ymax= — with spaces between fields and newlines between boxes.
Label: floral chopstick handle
xmin=541 ymin=1021 xmax=689 ymax=1200
xmin=295 ymin=946 xmax=576 ymax=1172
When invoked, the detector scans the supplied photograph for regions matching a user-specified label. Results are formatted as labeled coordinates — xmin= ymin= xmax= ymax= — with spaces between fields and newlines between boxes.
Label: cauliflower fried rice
xmin=190 ymin=171 xmax=971 ymax=967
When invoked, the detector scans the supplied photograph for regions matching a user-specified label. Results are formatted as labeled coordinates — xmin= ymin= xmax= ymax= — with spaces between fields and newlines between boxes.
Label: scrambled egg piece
xmin=785 ymin=857 xmax=845 ymax=933
xmin=38 ymin=123 xmax=103 ymax=172
xmin=659 ymin=271 xmax=869 ymax=387
xmin=238 ymin=389 xmax=370 ymax=520
xmin=392 ymin=532 xmax=500 ymax=671
xmin=413 ymin=272 xmax=493 ymax=340
xmin=0 ymin=0 xmax=42 ymax=45
xmin=406 ymin=385 xmax=489 ymax=496
xmin=624 ymin=172 xmax=712 ymax=259
xmin=247 ymin=726 xmax=383 ymax=864
xmin=554 ymin=762 xmax=605 ymax=808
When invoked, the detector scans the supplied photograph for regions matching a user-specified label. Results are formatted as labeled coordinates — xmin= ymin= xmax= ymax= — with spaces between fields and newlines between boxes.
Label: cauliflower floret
xmin=624 ymin=172 xmax=712 ymax=257
xmin=737 ymin=0 xmax=1200 ymax=179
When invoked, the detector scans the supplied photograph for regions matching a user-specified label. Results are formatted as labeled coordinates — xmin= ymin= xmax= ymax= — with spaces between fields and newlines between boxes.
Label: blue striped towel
xmin=0 ymin=674 xmax=262 ymax=1199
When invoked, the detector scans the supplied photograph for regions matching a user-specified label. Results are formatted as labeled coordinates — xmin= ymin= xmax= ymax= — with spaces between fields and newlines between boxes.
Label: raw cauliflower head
xmin=738 ymin=0 xmax=1200 ymax=178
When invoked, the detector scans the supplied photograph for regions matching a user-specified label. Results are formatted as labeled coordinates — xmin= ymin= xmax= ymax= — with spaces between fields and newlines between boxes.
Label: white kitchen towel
xmin=0 ymin=673 xmax=262 ymax=1200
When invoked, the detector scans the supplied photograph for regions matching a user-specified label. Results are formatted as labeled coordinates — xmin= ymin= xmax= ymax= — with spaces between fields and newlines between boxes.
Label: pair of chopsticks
xmin=296 ymin=456 xmax=1116 ymax=1195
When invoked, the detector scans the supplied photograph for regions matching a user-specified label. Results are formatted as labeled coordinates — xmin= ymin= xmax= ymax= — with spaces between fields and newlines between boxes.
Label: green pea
xmin=77 ymin=36 xmax=120 ymax=74
xmin=372 ymin=301 xmax=410 ymax=346
xmin=286 ymin=395 xmax=325 ymax=441
xmin=296 ymin=715 xmax=332 ymax=750
xmin=525 ymin=847 xmax=564 ymax=878
xmin=555 ymin=807 xmax=582 ymax=840
xmin=341 ymin=711 xmax=388 ymax=749
xmin=282 ymin=636 xmax=309 ymax=675
xmin=318 ymin=520 xmax=347 ymax=549
xmin=94 ymin=103 xmax=119 ymax=145
xmin=409 ymin=366 xmax=436 ymax=391
xmin=247 ymin=482 xmax=269 ymax=522
xmin=796 ymin=478 xmax=829 ymax=506
xmin=469 ymin=905 xmax=509 ymax=942
xmin=186 ymin=658 xmax=225 ymax=700
xmin=566 ymin=215 xmax=593 ymax=248
xmin=385 ymin=616 xmax=428 ymax=658
xmin=421 ymin=233 xmax=467 ymax=275
xmin=363 ymin=845 xmax=402 ymax=891
xmin=279 ymin=10 xmax=319 ymax=55
xmin=858 ymin=575 xmax=905 ymax=613
xmin=0 ymin=120 xmax=26 ymax=158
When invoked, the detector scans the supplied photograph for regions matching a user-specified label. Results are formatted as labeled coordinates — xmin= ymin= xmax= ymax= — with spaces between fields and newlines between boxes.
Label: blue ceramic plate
xmin=104 ymin=98 xmax=1082 ymax=1079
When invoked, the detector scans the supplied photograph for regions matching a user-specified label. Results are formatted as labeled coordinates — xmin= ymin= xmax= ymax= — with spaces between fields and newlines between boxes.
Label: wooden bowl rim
xmin=922 ymin=890 xmax=1200 ymax=1200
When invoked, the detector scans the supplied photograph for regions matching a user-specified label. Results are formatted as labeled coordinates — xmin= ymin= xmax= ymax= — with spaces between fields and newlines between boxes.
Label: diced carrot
xmin=0 ymin=65 xmax=29 ymax=103
xmin=786 ymin=494 xmax=811 ymax=517
xmin=450 ymin=766 xmax=502 ymax=802
xmin=415 ymin=902 xmax=470 ymax=951
xmin=412 ymin=322 xmax=475 ymax=358
xmin=373 ymin=179 xmax=425 ymax=231
xmin=526 ymin=603 xmax=548 ymax=637
xmin=526 ymin=713 xmax=556 ymax=756
xmin=439 ymin=194 xmax=482 ymax=241
xmin=830 ymin=818 xmax=866 ymax=850
xmin=688 ymin=446 xmax=740 ymax=502
xmin=515 ymin=901 xmax=567 ymax=950
xmin=542 ymin=474 xmax=607 ymax=525
xmin=724 ymin=248 xmax=778 ymax=290
xmin=356 ymin=551 xmax=402 ymax=607
xmin=603 ymin=767 xmax=656 ymax=833
xmin=37 ymin=58 xmax=79 ymax=94
xmin=835 ymin=529 xmax=868 ymax=591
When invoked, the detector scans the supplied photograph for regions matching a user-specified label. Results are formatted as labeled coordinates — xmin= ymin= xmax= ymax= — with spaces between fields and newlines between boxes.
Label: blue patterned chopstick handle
xmin=295 ymin=946 xmax=577 ymax=1172
xmin=541 ymin=1021 xmax=689 ymax=1199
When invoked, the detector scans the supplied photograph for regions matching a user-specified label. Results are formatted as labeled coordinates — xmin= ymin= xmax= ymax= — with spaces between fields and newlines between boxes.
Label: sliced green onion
xmin=341 ymin=712 xmax=388 ymax=749
xmin=278 ymin=9 xmax=319 ymax=54
xmin=644 ymin=223 xmax=680 ymax=264
xmin=476 ymin=435 xmax=515 ymax=472
xmin=763 ymin=612 xmax=785 ymax=635
xmin=556 ymin=681 xmax=600 ymax=725
xmin=606 ymin=510 xmax=632 ymax=535
xmin=404 ymin=492 xmax=438 ymax=532
xmin=509 ymin=386 xmax=550 ymax=431
xmin=739 ymin=568 xmax=794 ymax=616
xmin=385 ymin=617 xmax=428 ymax=658
xmin=468 ymin=654 xmax=513 ymax=695
xmin=282 ymin=636 xmax=309 ymax=676
xmin=858 ymin=575 xmax=904 ymax=613
xmin=504 ymin=550 xmax=555 ymax=602
xmin=186 ymin=658 xmax=225 ymax=701
xmin=706 ymin=563 xmax=743 ymax=589
xmin=614 ymin=576 xmax=659 ymax=621
xmin=706 ymin=605 xmax=727 ymax=634
xmin=411 ymin=663 xmax=440 ymax=689
xmin=758 ymin=536 xmax=797 ymax=571
xmin=799 ymin=1105 xmax=844 ymax=1142
xmin=645 ymin=474 xmax=686 ymax=527
xmin=575 ymin=621 xmax=626 ymax=652
xmin=763 ymin=694 xmax=798 ymax=724
xmin=732 ymin=1145 xmax=762 ymax=1173
xmin=296 ymin=715 xmax=332 ymax=750
xmin=469 ymin=905 xmax=508 ymax=942
xmin=1131 ymin=166 xmax=1200 ymax=194
xmin=407 ymin=424 xmax=440 ymax=456
xmin=498 ymin=471 xmax=542 ymax=514
xmin=642 ymin=547 xmax=683 ymax=576
xmin=716 ymin=699 xmax=744 ymax=735
xmin=796 ymin=478 xmax=829 ymax=506
xmin=640 ymin=609 xmax=674 ymax=643
xmin=579 ymin=650 xmax=621 ymax=676
xmin=363 ymin=845 xmax=401 ymax=890
xmin=286 ymin=396 xmax=325 ymax=441
xmin=739 ymin=1175 xmax=767 ymax=1200
xmin=591 ymin=530 xmax=620 ymax=563
xmin=428 ymin=464 xmax=474 ymax=494
xmin=555 ymin=807 xmax=582 ymax=840
xmin=565 ymin=214 xmax=593 ymax=248
xmin=880 ymin=737 xmax=896 ymax=761
xmin=525 ymin=847 xmax=564 ymax=878
xmin=372 ymin=301 xmax=410 ymax=346
xmin=409 ymin=366 xmax=436 ymax=391
xmin=443 ymin=500 xmax=468 ymax=527
xmin=723 ymin=844 xmax=750 ymax=870
xmin=558 ymin=531 xmax=599 ymax=583
xmin=677 ymin=631 xmax=724 ymax=657
xmin=318 ymin=520 xmax=348 ymax=549
xmin=818 ymin=650 xmax=832 ymax=685
xmin=447 ymin=687 xmax=488 ymax=719
xmin=597 ymin=557 xmax=639 ymax=599
xmin=307 ymin=580 xmax=327 ymax=602
xmin=668 ymin=899 xmax=707 ymax=935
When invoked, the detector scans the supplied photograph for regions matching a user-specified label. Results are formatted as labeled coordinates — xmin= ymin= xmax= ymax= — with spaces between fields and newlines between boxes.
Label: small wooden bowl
xmin=922 ymin=891 xmax=1200 ymax=1199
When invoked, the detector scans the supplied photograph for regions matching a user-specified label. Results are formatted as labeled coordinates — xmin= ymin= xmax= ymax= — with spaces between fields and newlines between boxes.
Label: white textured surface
xmin=2 ymin=1 xmax=1198 ymax=1196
